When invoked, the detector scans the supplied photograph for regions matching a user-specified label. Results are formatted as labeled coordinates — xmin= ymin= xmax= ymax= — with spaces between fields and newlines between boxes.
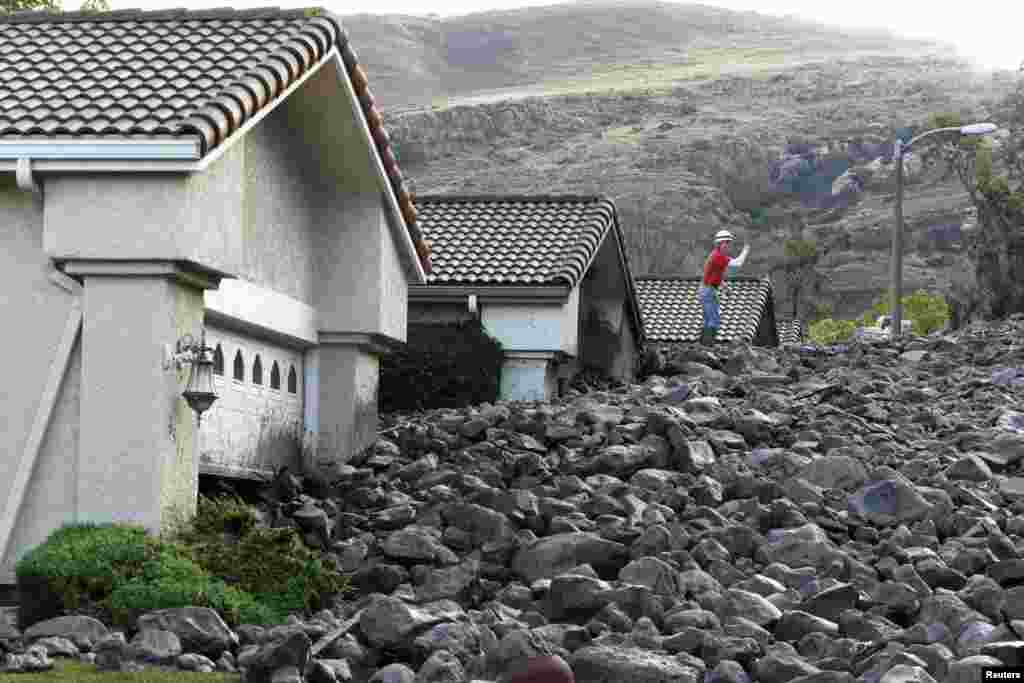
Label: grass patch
xmin=538 ymin=48 xmax=791 ymax=96
xmin=0 ymin=660 xmax=239 ymax=682
xmin=603 ymin=124 xmax=646 ymax=143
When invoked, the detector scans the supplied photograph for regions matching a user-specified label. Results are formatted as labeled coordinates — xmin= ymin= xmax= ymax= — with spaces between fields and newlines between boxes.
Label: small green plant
xmin=861 ymin=290 xmax=951 ymax=336
xmin=807 ymin=318 xmax=857 ymax=345
xmin=17 ymin=499 xmax=351 ymax=629
xmin=15 ymin=523 xmax=274 ymax=628
xmin=172 ymin=496 xmax=350 ymax=621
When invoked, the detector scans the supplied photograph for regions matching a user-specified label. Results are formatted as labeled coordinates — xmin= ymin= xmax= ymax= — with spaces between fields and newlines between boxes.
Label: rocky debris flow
xmin=6 ymin=317 xmax=1024 ymax=682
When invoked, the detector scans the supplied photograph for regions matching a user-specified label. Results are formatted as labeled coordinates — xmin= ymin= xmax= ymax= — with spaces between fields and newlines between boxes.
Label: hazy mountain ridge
xmin=343 ymin=2 xmax=1016 ymax=319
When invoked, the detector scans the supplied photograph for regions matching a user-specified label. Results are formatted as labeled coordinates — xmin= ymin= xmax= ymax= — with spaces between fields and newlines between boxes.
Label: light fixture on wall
xmin=172 ymin=330 xmax=219 ymax=427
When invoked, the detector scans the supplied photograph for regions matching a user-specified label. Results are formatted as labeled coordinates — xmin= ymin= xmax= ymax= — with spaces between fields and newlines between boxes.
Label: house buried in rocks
xmin=408 ymin=195 xmax=645 ymax=401
xmin=635 ymin=276 xmax=780 ymax=346
xmin=0 ymin=7 xmax=432 ymax=583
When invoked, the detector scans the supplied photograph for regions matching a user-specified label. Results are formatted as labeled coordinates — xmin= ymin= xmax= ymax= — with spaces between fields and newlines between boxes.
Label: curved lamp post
xmin=889 ymin=122 xmax=998 ymax=341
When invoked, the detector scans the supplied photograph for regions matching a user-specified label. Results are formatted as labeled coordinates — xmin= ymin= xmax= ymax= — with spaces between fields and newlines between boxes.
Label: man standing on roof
xmin=699 ymin=229 xmax=750 ymax=346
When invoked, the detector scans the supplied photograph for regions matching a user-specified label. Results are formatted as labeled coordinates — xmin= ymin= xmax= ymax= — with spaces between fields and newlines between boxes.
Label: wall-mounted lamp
xmin=170 ymin=330 xmax=218 ymax=427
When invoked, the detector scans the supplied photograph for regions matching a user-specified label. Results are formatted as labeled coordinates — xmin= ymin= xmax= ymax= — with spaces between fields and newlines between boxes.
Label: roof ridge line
xmin=0 ymin=6 xmax=327 ymax=24
xmin=415 ymin=194 xmax=612 ymax=204
xmin=635 ymin=275 xmax=770 ymax=282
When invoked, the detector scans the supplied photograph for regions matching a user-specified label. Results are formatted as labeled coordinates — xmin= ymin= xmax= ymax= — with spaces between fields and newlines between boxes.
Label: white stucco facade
xmin=0 ymin=57 xmax=419 ymax=582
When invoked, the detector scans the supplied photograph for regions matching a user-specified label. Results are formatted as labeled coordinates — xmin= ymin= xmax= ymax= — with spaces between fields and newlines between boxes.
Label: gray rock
xmin=125 ymin=628 xmax=182 ymax=665
xmin=511 ymin=532 xmax=628 ymax=583
xmin=360 ymin=596 xmax=449 ymax=650
xmin=880 ymin=665 xmax=937 ymax=683
xmin=415 ymin=650 xmax=466 ymax=683
xmin=942 ymin=656 xmax=1003 ymax=683
xmin=619 ymin=557 xmax=681 ymax=596
xmin=137 ymin=607 xmax=238 ymax=658
xmin=94 ymin=632 xmax=127 ymax=672
xmin=370 ymin=663 xmax=417 ymax=683
xmin=33 ymin=636 xmax=79 ymax=658
xmin=23 ymin=615 xmax=109 ymax=650
xmin=848 ymin=478 xmax=934 ymax=526
xmin=179 ymin=653 xmax=218 ymax=671
xmin=754 ymin=652 xmax=821 ymax=683
xmin=570 ymin=645 xmax=702 ymax=683
xmin=801 ymin=455 xmax=868 ymax=491
xmin=239 ymin=631 xmax=311 ymax=683
xmin=775 ymin=611 xmax=839 ymax=641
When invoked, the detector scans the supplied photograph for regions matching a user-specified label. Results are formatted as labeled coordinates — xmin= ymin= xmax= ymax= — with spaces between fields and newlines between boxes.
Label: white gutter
xmin=0 ymin=137 xmax=201 ymax=161
xmin=408 ymin=284 xmax=572 ymax=303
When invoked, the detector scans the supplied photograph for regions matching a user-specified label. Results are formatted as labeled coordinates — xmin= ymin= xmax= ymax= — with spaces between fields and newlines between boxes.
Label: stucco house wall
xmin=577 ymin=231 xmax=638 ymax=383
xmin=0 ymin=57 xmax=419 ymax=582
xmin=0 ymin=183 xmax=80 ymax=581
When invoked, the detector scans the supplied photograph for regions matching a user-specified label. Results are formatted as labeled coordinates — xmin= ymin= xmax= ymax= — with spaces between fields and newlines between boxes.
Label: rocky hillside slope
xmin=7 ymin=320 xmax=1024 ymax=682
xmin=344 ymin=3 xmax=1020 ymax=320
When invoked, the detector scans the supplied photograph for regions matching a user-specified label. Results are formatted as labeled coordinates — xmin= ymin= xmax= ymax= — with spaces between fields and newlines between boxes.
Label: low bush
xmin=859 ymin=290 xmax=951 ymax=336
xmin=17 ymin=497 xmax=350 ymax=629
xmin=807 ymin=317 xmax=857 ymax=345
xmin=380 ymin=318 xmax=504 ymax=411
xmin=15 ymin=523 xmax=264 ymax=629
xmin=172 ymin=497 xmax=348 ymax=621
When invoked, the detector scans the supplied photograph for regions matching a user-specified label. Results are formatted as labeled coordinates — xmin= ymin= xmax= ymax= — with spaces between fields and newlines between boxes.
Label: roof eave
xmin=409 ymin=283 xmax=572 ymax=303
xmin=0 ymin=137 xmax=202 ymax=161
xmin=577 ymin=197 xmax=645 ymax=345
xmin=329 ymin=50 xmax=426 ymax=285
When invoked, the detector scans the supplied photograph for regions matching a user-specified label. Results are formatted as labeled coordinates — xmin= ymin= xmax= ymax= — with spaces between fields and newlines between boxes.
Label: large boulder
xmin=511 ymin=533 xmax=629 ymax=583
xmin=136 ymin=607 xmax=238 ymax=658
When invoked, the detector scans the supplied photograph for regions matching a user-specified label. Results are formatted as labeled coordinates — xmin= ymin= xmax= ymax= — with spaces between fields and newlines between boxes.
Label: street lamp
xmin=889 ymin=122 xmax=998 ymax=341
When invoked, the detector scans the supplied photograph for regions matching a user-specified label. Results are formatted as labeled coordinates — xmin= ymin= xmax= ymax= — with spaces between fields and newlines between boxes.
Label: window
xmin=270 ymin=361 xmax=281 ymax=390
xmin=287 ymin=365 xmax=298 ymax=394
xmin=213 ymin=344 xmax=224 ymax=376
xmin=233 ymin=350 xmax=244 ymax=381
xmin=252 ymin=355 xmax=263 ymax=385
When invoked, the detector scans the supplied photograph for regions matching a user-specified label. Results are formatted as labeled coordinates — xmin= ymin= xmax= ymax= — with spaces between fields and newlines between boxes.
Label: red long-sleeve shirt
xmin=702 ymin=246 xmax=731 ymax=287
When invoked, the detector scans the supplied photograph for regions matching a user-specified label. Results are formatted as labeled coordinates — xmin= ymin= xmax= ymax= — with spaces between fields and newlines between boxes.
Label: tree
xmin=775 ymin=223 xmax=826 ymax=321
xmin=942 ymin=76 xmax=1024 ymax=318
xmin=1 ymin=0 xmax=110 ymax=13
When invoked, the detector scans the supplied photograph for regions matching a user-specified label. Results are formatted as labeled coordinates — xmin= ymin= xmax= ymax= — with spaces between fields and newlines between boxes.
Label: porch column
xmin=311 ymin=332 xmax=395 ymax=481
xmin=63 ymin=260 xmax=221 ymax=534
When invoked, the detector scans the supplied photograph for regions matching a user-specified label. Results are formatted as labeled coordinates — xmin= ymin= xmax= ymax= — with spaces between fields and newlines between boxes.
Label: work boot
xmin=700 ymin=328 xmax=712 ymax=346
xmin=706 ymin=327 xmax=719 ymax=345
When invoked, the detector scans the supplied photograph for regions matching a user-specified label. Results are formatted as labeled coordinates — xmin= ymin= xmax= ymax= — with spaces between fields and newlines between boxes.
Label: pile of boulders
xmin=6 ymin=316 xmax=1024 ymax=683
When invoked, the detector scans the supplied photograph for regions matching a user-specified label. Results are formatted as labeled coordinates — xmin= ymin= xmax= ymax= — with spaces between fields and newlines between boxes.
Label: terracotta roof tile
xmin=635 ymin=276 xmax=774 ymax=344
xmin=0 ymin=6 xmax=429 ymax=272
xmin=414 ymin=195 xmax=619 ymax=287
xmin=777 ymin=318 xmax=805 ymax=345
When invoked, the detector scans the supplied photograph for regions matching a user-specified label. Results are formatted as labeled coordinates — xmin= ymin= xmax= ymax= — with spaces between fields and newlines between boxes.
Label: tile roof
xmin=414 ymin=195 xmax=622 ymax=287
xmin=777 ymin=318 xmax=805 ymax=345
xmin=635 ymin=276 xmax=774 ymax=344
xmin=0 ymin=6 xmax=429 ymax=271
xmin=414 ymin=194 xmax=644 ymax=342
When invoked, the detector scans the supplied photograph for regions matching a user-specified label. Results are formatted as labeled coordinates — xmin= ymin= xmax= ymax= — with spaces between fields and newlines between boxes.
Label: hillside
xmin=343 ymin=2 xmax=1019 ymax=320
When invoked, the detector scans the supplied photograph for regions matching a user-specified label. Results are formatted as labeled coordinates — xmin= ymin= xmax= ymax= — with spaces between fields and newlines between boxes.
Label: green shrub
xmin=107 ymin=547 xmax=275 ymax=627
xmin=380 ymin=318 xmax=504 ymax=411
xmin=862 ymin=290 xmax=951 ymax=336
xmin=17 ymin=500 xmax=350 ymax=629
xmin=172 ymin=496 xmax=349 ymax=621
xmin=15 ymin=523 xmax=273 ymax=628
xmin=808 ymin=318 xmax=857 ymax=345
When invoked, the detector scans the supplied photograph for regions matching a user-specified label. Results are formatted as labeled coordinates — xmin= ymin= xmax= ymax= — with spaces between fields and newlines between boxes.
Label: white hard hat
xmin=713 ymin=230 xmax=735 ymax=243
